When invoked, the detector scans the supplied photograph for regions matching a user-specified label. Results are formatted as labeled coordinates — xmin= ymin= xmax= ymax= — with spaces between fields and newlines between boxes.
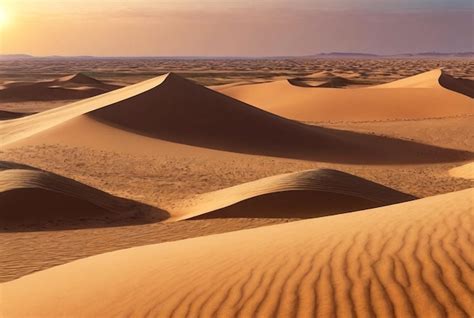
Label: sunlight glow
xmin=0 ymin=6 xmax=9 ymax=27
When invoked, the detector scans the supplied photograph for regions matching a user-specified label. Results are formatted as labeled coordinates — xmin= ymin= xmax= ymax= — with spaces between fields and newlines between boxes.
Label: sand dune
xmin=2 ymin=188 xmax=472 ymax=317
xmin=1 ymin=73 xmax=470 ymax=164
xmin=0 ymin=161 xmax=166 ymax=230
xmin=171 ymin=169 xmax=415 ymax=220
xmin=216 ymin=69 xmax=474 ymax=122
xmin=0 ymin=110 xmax=33 ymax=120
xmin=449 ymin=162 xmax=474 ymax=180
xmin=0 ymin=73 xmax=121 ymax=102
xmin=373 ymin=69 xmax=474 ymax=97
xmin=288 ymin=71 xmax=355 ymax=88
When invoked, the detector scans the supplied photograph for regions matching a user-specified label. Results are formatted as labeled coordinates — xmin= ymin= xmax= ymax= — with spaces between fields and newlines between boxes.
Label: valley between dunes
xmin=0 ymin=65 xmax=473 ymax=317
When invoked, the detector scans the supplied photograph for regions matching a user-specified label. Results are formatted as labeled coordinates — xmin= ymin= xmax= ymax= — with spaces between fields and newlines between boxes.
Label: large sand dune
xmin=172 ymin=169 xmax=416 ymax=220
xmin=0 ymin=161 xmax=166 ymax=230
xmin=2 ymin=189 xmax=472 ymax=317
xmin=216 ymin=69 xmax=474 ymax=122
xmin=1 ymin=73 xmax=470 ymax=164
xmin=0 ymin=73 xmax=120 ymax=102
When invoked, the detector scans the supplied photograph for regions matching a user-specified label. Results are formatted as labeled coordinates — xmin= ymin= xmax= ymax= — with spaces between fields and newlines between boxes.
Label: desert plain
xmin=0 ymin=57 xmax=473 ymax=317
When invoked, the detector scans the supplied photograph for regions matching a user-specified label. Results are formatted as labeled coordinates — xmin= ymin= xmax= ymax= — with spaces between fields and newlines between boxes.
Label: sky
xmin=0 ymin=0 xmax=472 ymax=56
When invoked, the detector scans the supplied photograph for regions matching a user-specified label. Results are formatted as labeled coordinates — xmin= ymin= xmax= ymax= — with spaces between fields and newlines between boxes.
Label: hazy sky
xmin=0 ymin=0 xmax=472 ymax=56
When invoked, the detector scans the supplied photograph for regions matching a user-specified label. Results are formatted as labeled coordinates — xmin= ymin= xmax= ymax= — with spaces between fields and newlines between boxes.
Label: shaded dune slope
xmin=1 ymin=73 xmax=470 ymax=164
xmin=172 ymin=169 xmax=416 ymax=220
xmin=0 ymin=161 xmax=167 ymax=231
xmin=0 ymin=110 xmax=34 ymax=120
xmin=0 ymin=73 xmax=121 ymax=101
xmin=216 ymin=69 xmax=474 ymax=122
xmin=2 ymin=189 xmax=472 ymax=317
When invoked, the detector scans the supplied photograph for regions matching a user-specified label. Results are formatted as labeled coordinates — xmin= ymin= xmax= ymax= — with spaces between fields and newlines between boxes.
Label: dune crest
xmin=1 ymin=73 xmax=470 ymax=164
xmin=216 ymin=69 xmax=474 ymax=122
xmin=0 ymin=161 xmax=167 ymax=230
xmin=373 ymin=68 xmax=474 ymax=97
xmin=2 ymin=189 xmax=472 ymax=317
xmin=288 ymin=71 xmax=355 ymax=88
xmin=171 ymin=169 xmax=416 ymax=220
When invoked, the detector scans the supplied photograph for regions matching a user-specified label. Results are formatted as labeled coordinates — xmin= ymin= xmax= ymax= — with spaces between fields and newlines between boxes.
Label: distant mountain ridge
xmin=310 ymin=52 xmax=474 ymax=58
xmin=1 ymin=52 xmax=473 ymax=60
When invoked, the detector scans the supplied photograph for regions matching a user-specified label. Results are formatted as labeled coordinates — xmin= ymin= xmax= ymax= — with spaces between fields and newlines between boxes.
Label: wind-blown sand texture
xmin=0 ymin=73 xmax=121 ymax=102
xmin=216 ymin=69 xmax=474 ymax=123
xmin=171 ymin=169 xmax=416 ymax=220
xmin=1 ymin=73 xmax=470 ymax=164
xmin=0 ymin=161 xmax=165 ymax=230
xmin=2 ymin=189 xmax=472 ymax=317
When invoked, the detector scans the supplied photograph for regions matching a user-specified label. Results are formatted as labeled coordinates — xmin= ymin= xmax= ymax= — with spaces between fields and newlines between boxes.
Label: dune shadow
xmin=0 ymin=161 xmax=169 ymax=232
xmin=189 ymin=191 xmax=389 ymax=220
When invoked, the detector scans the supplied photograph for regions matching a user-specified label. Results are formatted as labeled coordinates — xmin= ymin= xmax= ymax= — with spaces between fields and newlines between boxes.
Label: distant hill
xmin=392 ymin=52 xmax=474 ymax=58
xmin=0 ymin=54 xmax=34 ymax=60
xmin=1 ymin=52 xmax=473 ymax=60
xmin=310 ymin=52 xmax=474 ymax=58
xmin=311 ymin=52 xmax=379 ymax=58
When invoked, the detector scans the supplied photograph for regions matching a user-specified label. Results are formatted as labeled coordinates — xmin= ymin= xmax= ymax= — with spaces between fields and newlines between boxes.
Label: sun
xmin=0 ymin=6 xmax=9 ymax=27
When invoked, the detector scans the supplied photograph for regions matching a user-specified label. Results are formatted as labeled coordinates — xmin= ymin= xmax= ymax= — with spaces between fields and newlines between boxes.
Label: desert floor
xmin=0 ymin=58 xmax=473 ymax=317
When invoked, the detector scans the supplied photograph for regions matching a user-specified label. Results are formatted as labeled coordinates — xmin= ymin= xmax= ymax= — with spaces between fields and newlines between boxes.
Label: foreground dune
xmin=2 ymin=189 xmax=472 ymax=317
xmin=0 ymin=161 xmax=166 ymax=230
xmin=216 ymin=69 xmax=474 ymax=122
xmin=171 ymin=169 xmax=416 ymax=220
xmin=0 ymin=73 xmax=120 ymax=102
xmin=1 ymin=73 xmax=470 ymax=164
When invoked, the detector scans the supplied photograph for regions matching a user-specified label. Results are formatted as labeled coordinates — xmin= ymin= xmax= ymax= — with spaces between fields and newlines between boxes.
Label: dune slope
xmin=172 ymin=169 xmax=416 ymax=220
xmin=1 ymin=73 xmax=470 ymax=164
xmin=2 ymin=189 xmax=472 ymax=317
xmin=0 ymin=161 xmax=166 ymax=230
xmin=216 ymin=69 xmax=474 ymax=122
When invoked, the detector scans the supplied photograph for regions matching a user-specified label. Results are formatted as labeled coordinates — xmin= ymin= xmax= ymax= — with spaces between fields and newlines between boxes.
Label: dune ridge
xmin=172 ymin=169 xmax=416 ymax=220
xmin=2 ymin=189 xmax=472 ymax=317
xmin=373 ymin=69 xmax=474 ymax=97
xmin=1 ymin=73 xmax=470 ymax=164
xmin=0 ymin=161 xmax=166 ymax=230
xmin=288 ymin=71 xmax=355 ymax=88
xmin=216 ymin=69 xmax=474 ymax=122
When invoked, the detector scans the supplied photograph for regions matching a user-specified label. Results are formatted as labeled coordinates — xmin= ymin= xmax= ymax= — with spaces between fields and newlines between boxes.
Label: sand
xmin=2 ymin=189 xmax=472 ymax=317
xmin=450 ymin=162 xmax=474 ymax=180
xmin=1 ymin=62 xmax=473 ymax=316
xmin=216 ymin=69 xmax=474 ymax=123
